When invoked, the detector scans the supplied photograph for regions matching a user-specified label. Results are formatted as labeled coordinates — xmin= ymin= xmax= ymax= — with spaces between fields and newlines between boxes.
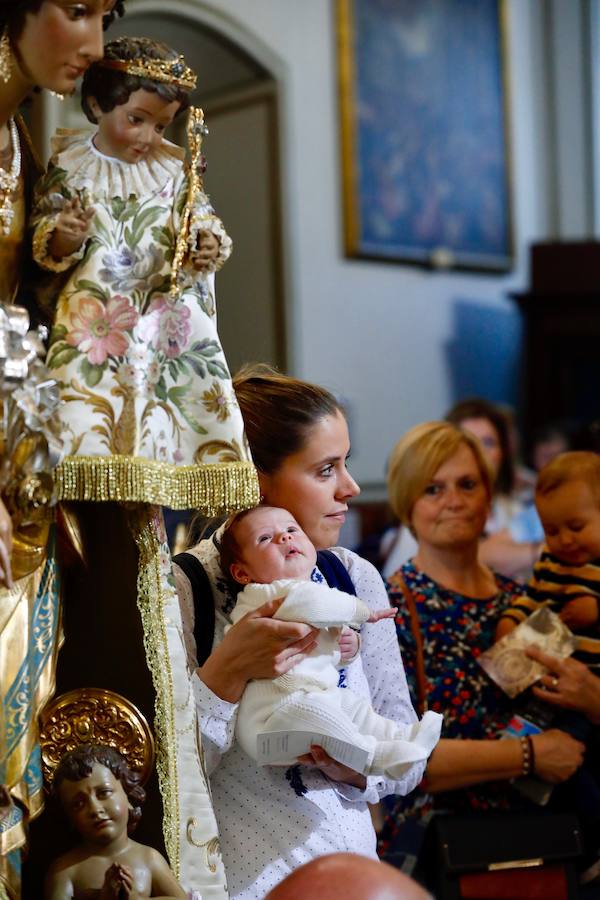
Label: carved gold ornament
xmin=39 ymin=687 xmax=155 ymax=787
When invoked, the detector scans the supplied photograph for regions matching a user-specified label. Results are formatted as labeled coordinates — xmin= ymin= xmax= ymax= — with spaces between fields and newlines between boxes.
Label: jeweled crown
xmin=99 ymin=54 xmax=197 ymax=91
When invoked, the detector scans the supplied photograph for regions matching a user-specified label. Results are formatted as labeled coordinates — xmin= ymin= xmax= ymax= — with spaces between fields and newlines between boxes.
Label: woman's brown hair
xmin=233 ymin=364 xmax=344 ymax=475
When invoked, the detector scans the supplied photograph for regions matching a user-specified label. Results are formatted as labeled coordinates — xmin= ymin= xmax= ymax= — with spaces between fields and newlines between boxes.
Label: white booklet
xmin=477 ymin=606 xmax=577 ymax=698
xmin=257 ymin=731 xmax=371 ymax=773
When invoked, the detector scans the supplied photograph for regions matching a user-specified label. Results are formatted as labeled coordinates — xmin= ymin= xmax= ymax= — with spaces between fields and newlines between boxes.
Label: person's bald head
xmin=265 ymin=854 xmax=430 ymax=900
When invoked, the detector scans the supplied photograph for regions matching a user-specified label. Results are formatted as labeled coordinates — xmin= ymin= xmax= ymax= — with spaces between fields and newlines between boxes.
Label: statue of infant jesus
xmin=45 ymin=744 xmax=186 ymax=899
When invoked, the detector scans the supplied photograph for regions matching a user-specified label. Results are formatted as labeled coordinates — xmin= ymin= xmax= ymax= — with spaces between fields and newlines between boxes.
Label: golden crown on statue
xmin=100 ymin=54 xmax=197 ymax=91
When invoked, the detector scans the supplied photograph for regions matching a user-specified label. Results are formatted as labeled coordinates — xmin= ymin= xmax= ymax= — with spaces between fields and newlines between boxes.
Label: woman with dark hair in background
xmin=446 ymin=397 xmax=544 ymax=580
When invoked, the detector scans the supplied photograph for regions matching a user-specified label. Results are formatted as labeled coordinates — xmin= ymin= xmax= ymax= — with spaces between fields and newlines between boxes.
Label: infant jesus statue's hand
xmin=99 ymin=861 xmax=136 ymax=899
xmin=48 ymin=197 xmax=95 ymax=260
xmin=190 ymin=229 xmax=220 ymax=272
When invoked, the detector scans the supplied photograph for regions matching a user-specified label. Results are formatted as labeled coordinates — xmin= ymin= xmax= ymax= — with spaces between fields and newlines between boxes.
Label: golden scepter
xmin=169 ymin=106 xmax=208 ymax=298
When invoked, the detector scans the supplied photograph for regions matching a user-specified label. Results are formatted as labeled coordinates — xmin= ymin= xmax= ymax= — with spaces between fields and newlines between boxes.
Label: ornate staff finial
xmin=170 ymin=107 xmax=209 ymax=298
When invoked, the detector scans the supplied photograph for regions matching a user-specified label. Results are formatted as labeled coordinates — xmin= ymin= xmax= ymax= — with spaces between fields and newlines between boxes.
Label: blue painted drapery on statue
xmin=0 ymin=535 xmax=61 ymax=898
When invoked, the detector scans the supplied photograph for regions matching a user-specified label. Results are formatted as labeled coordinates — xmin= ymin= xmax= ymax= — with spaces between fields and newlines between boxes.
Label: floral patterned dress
xmin=379 ymin=560 xmax=525 ymax=865
xmin=31 ymin=130 xmax=257 ymax=513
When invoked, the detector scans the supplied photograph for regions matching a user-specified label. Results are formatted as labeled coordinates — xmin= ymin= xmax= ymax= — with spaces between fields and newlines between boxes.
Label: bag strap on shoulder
xmin=316 ymin=549 xmax=357 ymax=596
xmin=391 ymin=573 xmax=428 ymax=716
xmin=173 ymin=551 xmax=216 ymax=667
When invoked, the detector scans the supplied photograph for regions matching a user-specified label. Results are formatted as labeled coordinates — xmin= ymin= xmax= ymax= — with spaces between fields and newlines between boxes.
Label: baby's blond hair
xmin=536 ymin=451 xmax=600 ymax=507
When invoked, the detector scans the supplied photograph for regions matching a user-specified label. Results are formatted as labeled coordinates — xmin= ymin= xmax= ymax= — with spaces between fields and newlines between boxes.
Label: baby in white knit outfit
xmin=220 ymin=506 xmax=442 ymax=778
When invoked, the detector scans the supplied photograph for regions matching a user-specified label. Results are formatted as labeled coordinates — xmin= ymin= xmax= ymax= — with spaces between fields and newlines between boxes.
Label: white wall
xmin=127 ymin=0 xmax=560 ymax=493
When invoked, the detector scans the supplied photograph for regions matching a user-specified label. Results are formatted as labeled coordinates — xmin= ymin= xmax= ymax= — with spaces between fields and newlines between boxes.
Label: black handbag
xmin=429 ymin=810 xmax=583 ymax=900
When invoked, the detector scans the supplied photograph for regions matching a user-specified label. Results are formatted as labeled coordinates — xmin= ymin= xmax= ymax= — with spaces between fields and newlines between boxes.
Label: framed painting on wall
xmin=338 ymin=0 xmax=513 ymax=272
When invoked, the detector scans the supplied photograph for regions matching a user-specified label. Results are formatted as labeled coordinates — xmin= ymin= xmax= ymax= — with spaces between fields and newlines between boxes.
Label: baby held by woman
xmin=220 ymin=506 xmax=442 ymax=778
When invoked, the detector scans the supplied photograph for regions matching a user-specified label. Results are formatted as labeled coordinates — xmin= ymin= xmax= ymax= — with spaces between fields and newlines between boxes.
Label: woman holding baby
xmin=174 ymin=365 xmax=426 ymax=899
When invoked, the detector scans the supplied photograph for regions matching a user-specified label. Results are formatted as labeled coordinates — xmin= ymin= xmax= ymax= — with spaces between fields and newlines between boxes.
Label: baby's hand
xmin=366 ymin=608 xmax=396 ymax=624
xmin=495 ymin=617 xmax=517 ymax=642
xmin=559 ymin=595 xmax=599 ymax=630
xmin=338 ymin=626 xmax=359 ymax=662
xmin=191 ymin=229 xmax=220 ymax=271
xmin=48 ymin=197 xmax=94 ymax=259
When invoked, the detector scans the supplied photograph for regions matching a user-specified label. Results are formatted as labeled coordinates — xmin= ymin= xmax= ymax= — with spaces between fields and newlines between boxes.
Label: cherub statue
xmin=45 ymin=744 xmax=186 ymax=900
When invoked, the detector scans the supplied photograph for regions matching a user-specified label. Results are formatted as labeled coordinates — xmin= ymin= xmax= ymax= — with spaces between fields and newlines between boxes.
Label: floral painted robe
xmin=29 ymin=130 xmax=255 ymax=895
xmin=32 ymin=129 xmax=257 ymax=513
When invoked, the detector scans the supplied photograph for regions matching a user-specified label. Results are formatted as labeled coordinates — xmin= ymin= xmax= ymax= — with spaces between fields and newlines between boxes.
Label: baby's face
xmin=231 ymin=507 xmax=317 ymax=584
xmin=58 ymin=762 xmax=131 ymax=846
xmin=537 ymin=480 xmax=600 ymax=566
xmin=91 ymin=88 xmax=180 ymax=163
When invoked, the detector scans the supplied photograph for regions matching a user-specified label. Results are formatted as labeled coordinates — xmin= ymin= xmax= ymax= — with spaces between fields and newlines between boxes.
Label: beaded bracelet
xmin=520 ymin=735 xmax=534 ymax=776
xmin=528 ymin=735 xmax=536 ymax=774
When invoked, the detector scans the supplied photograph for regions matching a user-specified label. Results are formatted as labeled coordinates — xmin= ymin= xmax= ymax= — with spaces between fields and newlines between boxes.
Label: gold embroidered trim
xmin=130 ymin=510 xmax=180 ymax=876
xmin=186 ymin=820 xmax=221 ymax=872
xmin=54 ymin=456 xmax=259 ymax=512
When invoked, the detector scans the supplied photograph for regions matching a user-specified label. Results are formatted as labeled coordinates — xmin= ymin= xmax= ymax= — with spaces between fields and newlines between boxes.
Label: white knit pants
xmin=236 ymin=686 xmax=441 ymax=778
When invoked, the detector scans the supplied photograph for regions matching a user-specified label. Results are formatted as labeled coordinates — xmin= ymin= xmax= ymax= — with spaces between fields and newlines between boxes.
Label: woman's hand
xmin=297 ymin=745 xmax=367 ymax=790
xmin=527 ymin=645 xmax=600 ymax=724
xmin=197 ymin=597 xmax=319 ymax=703
xmin=531 ymin=729 xmax=585 ymax=783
